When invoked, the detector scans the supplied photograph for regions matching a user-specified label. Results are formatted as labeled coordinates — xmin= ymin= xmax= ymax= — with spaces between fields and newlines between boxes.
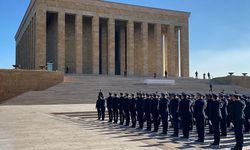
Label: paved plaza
xmin=1 ymin=75 xmax=250 ymax=149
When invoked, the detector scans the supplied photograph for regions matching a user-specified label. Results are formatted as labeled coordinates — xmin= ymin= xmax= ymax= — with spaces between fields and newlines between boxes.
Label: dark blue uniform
xmin=179 ymin=96 xmax=192 ymax=138
xmin=129 ymin=95 xmax=136 ymax=128
xmin=118 ymin=95 xmax=125 ymax=125
xmin=210 ymin=98 xmax=222 ymax=146
xmin=107 ymin=95 xmax=113 ymax=122
xmin=96 ymin=96 xmax=105 ymax=120
xmin=112 ymin=95 xmax=119 ymax=123
xmin=231 ymin=98 xmax=246 ymax=150
xmin=124 ymin=95 xmax=130 ymax=126
xmin=159 ymin=96 xmax=170 ymax=134
xmin=151 ymin=96 xmax=159 ymax=132
xmin=144 ymin=96 xmax=152 ymax=131
xmin=220 ymin=97 xmax=228 ymax=136
xmin=169 ymin=96 xmax=180 ymax=137
xmin=194 ymin=98 xmax=207 ymax=142
xmin=136 ymin=95 xmax=144 ymax=129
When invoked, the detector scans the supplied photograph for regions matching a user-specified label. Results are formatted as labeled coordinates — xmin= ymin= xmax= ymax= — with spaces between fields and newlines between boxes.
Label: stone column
xmin=92 ymin=16 xmax=99 ymax=74
xmin=75 ymin=14 xmax=83 ymax=74
xmin=180 ymin=24 xmax=189 ymax=77
xmin=155 ymin=24 xmax=162 ymax=77
xmin=127 ymin=20 xmax=134 ymax=76
xmin=167 ymin=25 xmax=176 ymax=77
xmin=35 ymin=8 xmax=46 ymax=69
xmin=142 ymin=22 xmax=148 ymax=76
xmin=108 ymin=18 xmax=115 ymax=75
xmin=174 ymin=27 xmax=179 ymax=77
xmin=57 ymin=12 xmax=65 ymax=72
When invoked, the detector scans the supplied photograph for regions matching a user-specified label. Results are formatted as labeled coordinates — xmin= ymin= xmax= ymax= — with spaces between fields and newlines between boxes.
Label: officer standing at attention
xmin=151 ymin=93 xmax=160 ymax=132
xmin=96 ymin=94 xmax=105 ymax=121
xmin=169 ymin=93 xmax=180 ymax=137
xmin=106 ymin=92 xmax=113 ymax=122
xmin=244 ymin=95 xmax=250 ymax=133
xmin=159 ymin=93 xmax=170 ymax=135
xmin=118 ymin=93 xmax=125 ymax=125
xmin=129 ymin=93 xmax=136 ymax=128
xmin=112 ymin=93 xmax=119 ymax=123
xmin=144 ymin=94 xmax=152 ymax=131
xmin=136 ymin=93 xmax=144 ymax=129
xmin=193 ymin=93 xmax=207 ymax=143
xmin=231 ymin=94 xmax=246 ymax=150
xmin=220 ymin=93 xmax=228 ymax=136
xmin=210 ymin=93 xmax=222 ymax=148
xmin=179 ymin=93 xmax=192 ymax=139
xmin=124 ymin=93 xmax=130 ymax=126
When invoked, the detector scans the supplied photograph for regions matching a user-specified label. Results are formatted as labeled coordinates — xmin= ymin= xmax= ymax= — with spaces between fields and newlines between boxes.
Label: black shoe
xmin=194 ymin=139 xmax=204 ymax=143
xmin=210 ymin=143 xmax=220 ymax=148
xmin=171 ymin=134 xmax=178 ymax=137
xmin=153 ymin=130 xmax=158 ymax=132
xmin=231 ymin=147 xmax=242 ymax=150
xmin=180 ymin=136 xmax=189 ymax=139
xmin=145 ymin=128 xmax=151 ymax=131
xmin=220 ymin=134 xmax=227 ymax=137
xmin=161 ymin=132 xmax=167 ymax=135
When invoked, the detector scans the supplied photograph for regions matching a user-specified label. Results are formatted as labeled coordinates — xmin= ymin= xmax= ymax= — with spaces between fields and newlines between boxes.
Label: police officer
xmin=144 ymin=93 xmax=152 ymax=131
xmin=151 ymin=93 xmax=159 ymax=132
xmin=106 ymin=93 xmax=113 ymax=122
xmin=169 ymin=93 xmax=180 ymax=137
xmin=179 ymin=92 xmax=192 ymax=139
xmin=210 ymin=93 xmax=222 ymax=148
xmin=159 ymin=93 xmax=170 ymax=135
xmin=129 ymin=93 xmax=136 ymax=128
xmin=136 ymin=93 xmax=144 ymax=129
xmin=118 ymin=93 xmax=125 ymax=125
xmin=205 ymin=94 xmax=214 ymax=134
xmin=193 ymin=93 xmax=207 ymax=143
xmin=112 ymin=93 xmax=119 ymax=123
xmin=220 ymin=93 xmax=228 ymax=136
xmin=124 ymin=93 xmax=130 ymax=126
xmin=231 ymin=94 xmax=246 ymax=150
xmin=96 ymin=94 xmax=105 ymax=120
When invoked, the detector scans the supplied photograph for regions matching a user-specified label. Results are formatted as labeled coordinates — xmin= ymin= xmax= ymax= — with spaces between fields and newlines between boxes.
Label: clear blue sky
xmin=0 ymin=0 xmax=250 ymax=78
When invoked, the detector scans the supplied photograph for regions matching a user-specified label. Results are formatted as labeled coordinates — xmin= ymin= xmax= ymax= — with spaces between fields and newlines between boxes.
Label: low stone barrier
xmin=0 ymin=69 xmax=64 ymax=103
xmin=212 ymin=76 xmax=250 ymax=89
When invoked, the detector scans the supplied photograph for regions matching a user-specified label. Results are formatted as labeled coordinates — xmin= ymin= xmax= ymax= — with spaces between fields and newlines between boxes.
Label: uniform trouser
xmin=196 ymin=117 xmax=205 ymax=141
xmin=212 ymin=119 xmax=221 ymax=144
xmin=119 ymin=109 xmax=124 ymax=124
xmin=101 ymin=108 xmax=105 ymax=120
xmin=108 ymin=108 xmax=113 ymax=122
xmin=97 ymin=108 xmax=101 ymax=119
xmin=145 ymin=112 xmax=152 ymax=130
xmin=221 ymin=117 xmax=228 ymax=135
xmin=172 ymin=114 xmax=179 ymax=136
xmin=190 ymin=114 xmax=194 ymax=130
xmin=113 ymin=109 xmax=118 ymax=123
xmin=161 ymin=113 xmax=169 ymax=133
xmin=131 ymin=111 xmax=136 ymax=127
xmin=125 ymin=110 xmax=130 ymax=125
xmin=234 ymin=121 xmax=244 ymax=148
xmin=137 ymin=111 xmax=144 ymax=128
xmin=227 ymin=115 xmax=231 ymax=127
xmin=208 ymin=119 xmax=214 ymax=134
xmin=244 ymin=118 xmax=250 ymax=132
xmin=152 ymin=112 xmax=159 ymax=131
xmin=181 ymin=117 xmax=191 ymax=138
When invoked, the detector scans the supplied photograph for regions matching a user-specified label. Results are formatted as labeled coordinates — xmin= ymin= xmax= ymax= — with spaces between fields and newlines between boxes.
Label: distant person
xmin=209 ymin=83 xmax=213 ymax=92
xmin=208 ymin=72 xmax=211 ymax=79
xmin=96 ymin=94 xmax=105 ymax=120
xmin=165 ymin=71 xmax=168 ymax=78
xmin=154 ymin=73 xmax=157 ymax=79
xmin=203 ymin=73 xmax=206 ymax=80
xmin=66 ymin=66 xmax=69 ymax=73
xmin=195 ymin=71 xmax=198 ymax=79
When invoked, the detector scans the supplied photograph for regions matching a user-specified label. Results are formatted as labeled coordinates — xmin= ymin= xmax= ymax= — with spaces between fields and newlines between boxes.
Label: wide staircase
xmin=2 ymin=75 xmax=250 ymax=105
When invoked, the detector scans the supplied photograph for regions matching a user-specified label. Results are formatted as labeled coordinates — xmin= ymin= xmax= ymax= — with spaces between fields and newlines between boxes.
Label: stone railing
xmin=0 ymin=69 xmax=64 ymax=103
xmin=212 ymin=76 xmax=250 ymax=89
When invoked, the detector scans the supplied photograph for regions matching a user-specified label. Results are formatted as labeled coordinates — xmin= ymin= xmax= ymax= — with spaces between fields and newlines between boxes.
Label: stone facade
xmin=15 ymin=0 xmax=190 ymax=77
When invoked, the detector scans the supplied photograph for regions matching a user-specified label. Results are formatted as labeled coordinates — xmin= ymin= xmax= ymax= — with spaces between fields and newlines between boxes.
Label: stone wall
xmin=0 ymin=70 xmax=64 ymax=103
xmin=212 ymin=76 xmax=250 ymax=89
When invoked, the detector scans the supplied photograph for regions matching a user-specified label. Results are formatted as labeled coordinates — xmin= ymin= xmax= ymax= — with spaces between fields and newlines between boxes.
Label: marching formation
xmin=96 ymin=91 xmax=250 ymax=150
